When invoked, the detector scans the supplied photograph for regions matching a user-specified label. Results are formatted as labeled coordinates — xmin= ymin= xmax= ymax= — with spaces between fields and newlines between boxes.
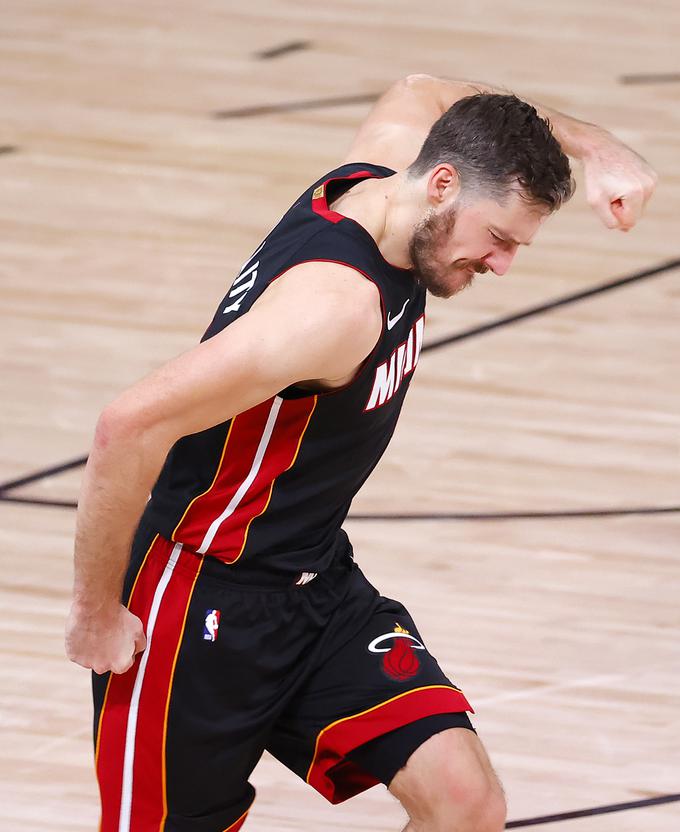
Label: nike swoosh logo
xmin=386 ymin=299 xmax=410 ymax=330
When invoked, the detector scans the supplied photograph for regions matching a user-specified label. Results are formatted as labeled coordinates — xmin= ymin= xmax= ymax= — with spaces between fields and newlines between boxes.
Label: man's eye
xmin=490 ymin=231 xmax=514 ymax=247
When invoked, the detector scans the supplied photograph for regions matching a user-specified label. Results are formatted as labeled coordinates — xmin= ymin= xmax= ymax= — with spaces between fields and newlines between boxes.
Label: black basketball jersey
xmin=144 ymin=162 xmax=427 ymax=578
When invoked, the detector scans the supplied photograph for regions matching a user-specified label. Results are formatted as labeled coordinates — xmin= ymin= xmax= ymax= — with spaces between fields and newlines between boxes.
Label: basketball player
xmin=66 ymin=75 xmax=656 ymax=832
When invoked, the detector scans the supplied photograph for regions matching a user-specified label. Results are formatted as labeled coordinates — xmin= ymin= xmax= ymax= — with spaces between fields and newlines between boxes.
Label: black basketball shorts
xmin=93 ymin=522 xmax=474 ymax=832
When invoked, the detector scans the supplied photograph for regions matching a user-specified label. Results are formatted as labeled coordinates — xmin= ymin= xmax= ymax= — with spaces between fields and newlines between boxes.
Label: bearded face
xmin=408 ymin=205 xmax=490 ymax=298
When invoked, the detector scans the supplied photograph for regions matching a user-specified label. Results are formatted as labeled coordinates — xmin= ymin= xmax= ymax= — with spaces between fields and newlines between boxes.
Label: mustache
xmin=455 ymin=260 xmax=490 ymax=274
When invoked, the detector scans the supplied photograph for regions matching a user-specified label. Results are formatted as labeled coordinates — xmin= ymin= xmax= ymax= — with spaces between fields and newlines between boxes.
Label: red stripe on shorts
xmin=95 ymin=536 xmax=203 ymax=832
xmin=306 ymin=684 xmax=473 ymax=804
xmin=95 ymin=533 xmax=163 ymax=832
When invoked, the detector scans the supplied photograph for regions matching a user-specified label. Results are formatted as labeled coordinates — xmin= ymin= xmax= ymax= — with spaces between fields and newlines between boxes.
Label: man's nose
xmin=483 ymin=249 xmax=517 ymax=276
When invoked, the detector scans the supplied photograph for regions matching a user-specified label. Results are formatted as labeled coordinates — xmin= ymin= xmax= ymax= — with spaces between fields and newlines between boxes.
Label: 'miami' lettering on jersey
xmin=365 ymin=315 xmax=424 ymax=411
xmin=223 ymin=241 xmax=266 ymax=313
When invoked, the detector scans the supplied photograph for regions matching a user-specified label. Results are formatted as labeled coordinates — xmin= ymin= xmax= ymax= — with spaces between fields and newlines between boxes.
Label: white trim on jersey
xmin=118 ymin=541 xmax=183 ymax=832
xmin=197 ymin=396 xmax=283 ymax=555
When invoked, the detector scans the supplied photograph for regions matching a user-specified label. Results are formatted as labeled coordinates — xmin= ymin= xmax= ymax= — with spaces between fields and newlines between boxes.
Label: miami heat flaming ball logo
xmin=368 ymin=623 xmax=426 ymax=681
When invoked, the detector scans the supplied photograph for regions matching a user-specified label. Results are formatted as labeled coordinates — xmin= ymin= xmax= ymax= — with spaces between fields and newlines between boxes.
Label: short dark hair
xmin=408 ymin=93 xmax=574 ymax=211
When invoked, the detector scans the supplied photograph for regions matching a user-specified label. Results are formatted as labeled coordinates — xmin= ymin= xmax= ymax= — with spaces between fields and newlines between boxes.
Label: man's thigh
xmin=267 ymin=565 xmax=475 ymax=805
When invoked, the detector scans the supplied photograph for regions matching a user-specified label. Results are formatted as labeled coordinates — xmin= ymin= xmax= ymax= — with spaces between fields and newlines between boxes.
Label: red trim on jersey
xmin=230 ymin=394 xmax=318 ymax=561
xmin=172 ymin=400 xmax=274 ymax=552
xmin=306 ymin=685 xmax=473 ymax=804
xmin=95 ymin=538 xmax=203 ymax=832
xmin=216 ymin=395 xmax=317 ymax=562
xmin=174 ymin=396 xmax=317 ymax=563
xmin=309 ymin=168 xmax=412 ymax=273
xmin=170 ymin=418 xmax=237 ymax=544
xmin=310 ymin=170 xmax=379 ymax=223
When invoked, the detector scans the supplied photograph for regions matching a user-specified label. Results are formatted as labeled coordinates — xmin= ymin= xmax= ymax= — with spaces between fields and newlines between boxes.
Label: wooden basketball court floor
xmin=1 ymin=1 xmax=679 ymax=830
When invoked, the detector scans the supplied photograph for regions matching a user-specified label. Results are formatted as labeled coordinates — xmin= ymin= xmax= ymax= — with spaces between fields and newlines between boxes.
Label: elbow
xmin=93 ymin=400 xmax=147 ymax=454
xmin=94 ymin=395 xmax=180 ymax=460
xmin=390 ymin=74 xmax=437 ymax=95
xmin=385 ymin=74 xmax=437 ymax=98
xmin=403 ymin=73 xmax=438 ymax=87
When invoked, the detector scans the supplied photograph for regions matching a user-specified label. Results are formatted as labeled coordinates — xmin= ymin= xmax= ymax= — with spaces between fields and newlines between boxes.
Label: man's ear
xmin=426 ymin=164 xmax=461 ymax=205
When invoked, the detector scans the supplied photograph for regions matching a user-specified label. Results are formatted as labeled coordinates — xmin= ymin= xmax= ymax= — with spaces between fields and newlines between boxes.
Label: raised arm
xmin=345 ymin=74 xmax=657 ymax=230
xmin=65 ymin=264 xmax=382 ymax=674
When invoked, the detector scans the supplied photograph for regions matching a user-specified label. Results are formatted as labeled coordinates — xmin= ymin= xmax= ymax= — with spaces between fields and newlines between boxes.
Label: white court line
xmin=474 ymin=671 xmax=646 ymax=707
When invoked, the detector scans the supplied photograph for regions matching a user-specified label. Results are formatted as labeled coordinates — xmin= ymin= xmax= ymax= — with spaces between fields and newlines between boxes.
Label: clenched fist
xmin=66 ymin=602 xmax=147 ymax=675
xmin=582 ymin=130 xmax=658 ymax=231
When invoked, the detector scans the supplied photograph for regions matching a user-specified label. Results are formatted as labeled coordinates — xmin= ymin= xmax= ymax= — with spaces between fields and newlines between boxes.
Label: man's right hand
xmin=65 ymin=602 xmax=147 ymax=675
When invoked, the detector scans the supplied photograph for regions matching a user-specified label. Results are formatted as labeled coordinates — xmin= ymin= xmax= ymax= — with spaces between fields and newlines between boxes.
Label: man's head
xmin=406 ymin=93 xmax=574 ymax=297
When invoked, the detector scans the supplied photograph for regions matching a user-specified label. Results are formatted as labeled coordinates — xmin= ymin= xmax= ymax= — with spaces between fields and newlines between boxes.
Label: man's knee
xmin=389 ymin=726 xmax=507 ymax=832
xmin=401 ymin=769 xmax=506 ymax=832
xmin=437 ymin=775 xmax=506 ymax=832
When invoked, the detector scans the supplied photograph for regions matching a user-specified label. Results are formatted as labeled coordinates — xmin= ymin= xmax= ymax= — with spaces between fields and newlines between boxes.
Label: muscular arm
xmin=345 ymin=74 xmax=603 ymax=168
xmin=66 ymin=263 xmax=382 ymax=673
xmin=346 ymin=74 xmax=657 ymax=230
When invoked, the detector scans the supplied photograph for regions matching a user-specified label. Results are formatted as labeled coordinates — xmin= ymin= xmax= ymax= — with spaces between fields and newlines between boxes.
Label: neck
xmin=329 ymin=172 xmax=418 ymax=269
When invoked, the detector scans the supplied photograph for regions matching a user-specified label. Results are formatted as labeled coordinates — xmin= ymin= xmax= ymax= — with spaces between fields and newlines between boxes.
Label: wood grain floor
xmin=1 ymin=1 xmax=679 ymax=830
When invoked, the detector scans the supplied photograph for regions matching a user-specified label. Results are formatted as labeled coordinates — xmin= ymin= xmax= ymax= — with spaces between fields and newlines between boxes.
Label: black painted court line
xmin=213 ymin=92 xmax=379 ymax=119
xmin=0 ymin=494 xmax=78 ymax=509
xmin=348 ymin=505 xmax=680 ymax=521
xmin=422 ymin=257 xmax=680 ymax=353
xmin=3 ymin=493 xmax=678 ymax=521
xmin=255 ymin=40 xmax=310 ymax=60
xmin=505 ymin=792 xmax=680 ymax=828
xmin=0 ymin=455 xmax=88 ymax=494
xmin=4 ymin=258 xmax=679 ymax=498
xmin=0 ymin=145 xmax=18 ymax=156
xmin=620 ymin=72 xmax=680 ymax=85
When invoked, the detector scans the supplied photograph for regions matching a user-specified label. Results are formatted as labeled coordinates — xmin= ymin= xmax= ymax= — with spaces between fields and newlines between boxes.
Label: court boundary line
xmin=505 ymin=792 xmax=680 ymax=828
xmin=620 ymin=72 xmax=680 ymax=85
xmin=2 ymin=494 xmax=678 ymax=520
xmin=422 ymin=257 xmax=680 ymax=353
xmin=1 ymin=257 xmax=677 ymax=499
xmin=2 ymin=238 xmax=678 ymax=824
xmin=348 ymin=506 xmax=680 ymax=521
xmin=0 ymin=455 xmax=88 ymax=493
xmin=214 ymin=77 xmax=680 ymax=115
xmin=213 ymin=92 xmax=379 ymax=119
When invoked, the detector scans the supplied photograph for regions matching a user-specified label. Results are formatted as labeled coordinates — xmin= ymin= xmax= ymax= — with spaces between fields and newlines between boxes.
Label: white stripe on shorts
xmin=118 ymin=542 xmax=182 ymax=832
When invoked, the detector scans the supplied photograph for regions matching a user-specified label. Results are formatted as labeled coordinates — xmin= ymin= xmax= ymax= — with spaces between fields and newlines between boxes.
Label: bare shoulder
xmin=249 ymin=259 xmax=384 ymax=387
xmin=105 ymin=260 xmax=385 ymax=442
xmin=342 ymin=74 xmax=492 ymax=171
xmin=343 ymin=75 xmax=444 ymax=170
xmin=255 ymin=260 xmax=383 ymax=339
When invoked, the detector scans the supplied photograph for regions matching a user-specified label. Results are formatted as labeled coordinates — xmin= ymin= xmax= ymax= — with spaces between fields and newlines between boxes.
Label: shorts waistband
xmin=138 ymin=533 xmax=351 ymax=594
xmin=135 ymin=510 xmax=354 ymax=591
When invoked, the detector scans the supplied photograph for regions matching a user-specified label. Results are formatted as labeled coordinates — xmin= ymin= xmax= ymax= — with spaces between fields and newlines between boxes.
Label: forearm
xmin=72 ymin=411 xmax=171 ymax=613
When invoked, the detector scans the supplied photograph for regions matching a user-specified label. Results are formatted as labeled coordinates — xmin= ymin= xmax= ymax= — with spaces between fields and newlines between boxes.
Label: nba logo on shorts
xmin=203 ymin=609 xmax=221 ymax=642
